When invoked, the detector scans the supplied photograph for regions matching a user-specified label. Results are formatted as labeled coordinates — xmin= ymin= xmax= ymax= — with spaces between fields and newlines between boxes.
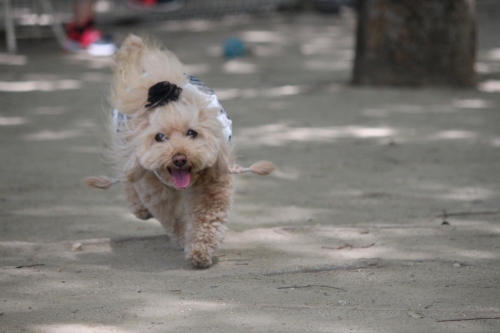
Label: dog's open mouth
xmin=168 ymin=167 xmax=191 ymax=189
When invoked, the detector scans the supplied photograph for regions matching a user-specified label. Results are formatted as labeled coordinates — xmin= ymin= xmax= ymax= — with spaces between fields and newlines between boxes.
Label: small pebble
xmin=338 ymin=300 xmax=347 ymax=306
xmin=408 ymin=311 xmax=424 ymax=319
xmin=453 ymin=263 xmax=461 ymax=268
xmin=71 ymin=242 xmax=83 ymax=252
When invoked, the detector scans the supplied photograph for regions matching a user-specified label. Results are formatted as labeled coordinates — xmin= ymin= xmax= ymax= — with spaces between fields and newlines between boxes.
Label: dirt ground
xmin=1 ymin=5 xmax=499 ymax=333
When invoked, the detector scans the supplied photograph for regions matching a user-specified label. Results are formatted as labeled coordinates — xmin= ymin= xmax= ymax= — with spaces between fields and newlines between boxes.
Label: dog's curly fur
xmin=108 ymin=35 xmax=235 ymax=268
xmin=85 ymin=34 xmax=274 ymax=268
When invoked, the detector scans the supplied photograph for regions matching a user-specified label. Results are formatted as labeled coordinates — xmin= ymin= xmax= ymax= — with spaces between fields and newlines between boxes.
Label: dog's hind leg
xmin=184 ymin=175 xmax=233 ymax=268
xmin=124 ymin=182 xmax=153 ymax=220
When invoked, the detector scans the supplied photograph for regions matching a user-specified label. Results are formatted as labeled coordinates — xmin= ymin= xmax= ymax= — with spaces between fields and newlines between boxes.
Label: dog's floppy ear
xmin=123 ymin=156 xmax=147 ymax=182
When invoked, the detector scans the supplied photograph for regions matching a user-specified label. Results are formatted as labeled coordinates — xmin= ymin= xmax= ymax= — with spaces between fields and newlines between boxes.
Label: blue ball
xmin=223 ymin=37 xmax=246 ymax=59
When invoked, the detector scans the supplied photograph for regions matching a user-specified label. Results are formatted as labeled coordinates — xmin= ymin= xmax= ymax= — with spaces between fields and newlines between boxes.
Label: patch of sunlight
xmin=168 ymin=300 xmax=225 ymax=312
xmin=75 ymin=119 xmax=98 ymax=128
xmin=478 ymin=80 xmax=500 ymax=92
xmin=0 ymin=116 xmax=26 ymax=126
xmin=231 ymin=204 xmax=323 ymax=226
xmin=158 ymin=19 xmax=214 ymax=32
xmin=95 ymin=0 xmax=112 ymax=12
xmin=475 ymin=62 xmax=491 ymax=74
xmin=223 ymin=60 xmax=257 ymax=74
xmin=0 ymin=240 xmax=38 ymax=249
xmin=35 ymin=324 xmax=134 ymax=333
xmin=33 ymin=107 xmax=67 ymax=115
xmin=408 ymin=182 xmax=493 ymax=202
xmin=215 ymin=85 xmax=306 ymax=101
xmin=216 ymin=88 xmax=241 ymax=100
xmin=431 ymin=130 xmax=478 ymax=140
xmin=300 ymin=37 xmax=334 ymax=55
xmin=453 ymin=249 xmax=498 ymax=259
xmin=227 ymin=228 xmax=292 ymax=243
xmin=0 ymin=53 xmax=27 ymax=65
xmin=236 ymin=124 xmax=397 ymax=146
xmin=327 ymin=245 xmax=385 ymax=260
xmin=488 ymin=48 xmax=500 ymax=61
xmin=349 ymin=126 xmax=396 ymax=138
xmin=159 ymin=20 xmax=184 ymax=31
xmin=342 ymin=244 xmax=497 ymax=261
xmin=14 ymin=205 xmax=127 ymax=217
xmin=439 ymin=187 xmax=493 ymax=201
xmin=206 ymin=45 xmax=222 ymax=57
xmin=382 ymin=103 xmax=456 ymax=114
xmin=183 ymin=63 xmax=210 ymax=75
xmin=305 ymin=60 xmax=351 ymax=71
xmin=239 ymin=88 xmax=259 ymax=98
xmin=491 ymin=137 xmax=500 ymax=148
xmin=0 ymin=80 xmax=82 ymax=92
xmin=26 ymin=130 xmax=83 ymax=141
xmin=20 ymin=13 xmax=60 ymax=26
xmin=453 ymin=98 xmax=493 ymax=109
xmin=185 ymin=20 xmax=214 ymax=32
xmin=265 ymin=85 xmax=305 ymax=97
xmin=241 ymin=30 xmax=287 ymax=43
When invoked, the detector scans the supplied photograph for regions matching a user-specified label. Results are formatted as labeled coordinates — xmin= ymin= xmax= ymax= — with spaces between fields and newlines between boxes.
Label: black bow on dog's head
xmin=145 ymin=81 xmax=182 ymax=109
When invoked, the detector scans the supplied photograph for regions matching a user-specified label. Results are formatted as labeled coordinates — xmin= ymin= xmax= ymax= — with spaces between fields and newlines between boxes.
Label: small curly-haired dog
xmin=85 ymin=34 xmax=274 ymax=268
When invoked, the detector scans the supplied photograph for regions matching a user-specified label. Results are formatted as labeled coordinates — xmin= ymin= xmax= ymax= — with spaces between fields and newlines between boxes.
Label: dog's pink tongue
xmin=171 ymin=169 xmax=191 ymax=189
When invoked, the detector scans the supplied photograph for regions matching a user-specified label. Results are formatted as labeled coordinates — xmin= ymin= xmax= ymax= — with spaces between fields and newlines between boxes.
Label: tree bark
xmin=352 ymin=0 xmax=476 ymax=87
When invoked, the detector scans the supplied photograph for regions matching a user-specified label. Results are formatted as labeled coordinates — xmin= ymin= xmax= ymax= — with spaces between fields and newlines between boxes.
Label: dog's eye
xmin=155 ymin=133 xmax=167 ymax=142
xmin=186 ymin=129 xmax=198 ymax=138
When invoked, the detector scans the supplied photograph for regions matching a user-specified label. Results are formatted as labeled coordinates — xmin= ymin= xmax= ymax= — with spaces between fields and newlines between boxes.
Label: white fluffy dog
xmin=85 ymin=35 xmax=274 ymax=268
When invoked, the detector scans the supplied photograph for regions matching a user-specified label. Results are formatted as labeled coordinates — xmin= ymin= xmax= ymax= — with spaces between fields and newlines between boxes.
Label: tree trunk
xmin=352 ymin=0 xmax=476 ymax=87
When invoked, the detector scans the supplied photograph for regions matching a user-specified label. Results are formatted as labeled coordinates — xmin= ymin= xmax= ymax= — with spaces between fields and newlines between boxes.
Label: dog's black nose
xmin=172 ymin=154 xmax=187 ymax=168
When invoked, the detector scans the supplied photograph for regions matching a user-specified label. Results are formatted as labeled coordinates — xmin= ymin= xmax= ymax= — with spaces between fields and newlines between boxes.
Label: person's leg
xmin=73 ymin=0 xmax=95 ymax=25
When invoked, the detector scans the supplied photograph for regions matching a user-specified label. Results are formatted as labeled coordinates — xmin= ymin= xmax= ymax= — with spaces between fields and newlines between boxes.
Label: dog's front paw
xmin=186 ymin=250 xmax=213 ymax=269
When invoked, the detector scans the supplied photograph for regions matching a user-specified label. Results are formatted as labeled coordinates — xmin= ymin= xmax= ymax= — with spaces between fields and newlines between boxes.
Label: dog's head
xmin=111 ymin=35 xmax=232 ymax=189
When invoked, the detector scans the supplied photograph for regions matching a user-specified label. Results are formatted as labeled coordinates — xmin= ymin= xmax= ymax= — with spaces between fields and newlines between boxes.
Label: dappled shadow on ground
xmin=1 ymin=215 xmax=499 ymax=332
xmin=1 ymin=5 xmax=500 ymax=332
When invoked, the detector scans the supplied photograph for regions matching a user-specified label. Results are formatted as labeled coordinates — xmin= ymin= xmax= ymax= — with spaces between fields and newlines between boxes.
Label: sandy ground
xmin=1 ymin=5 xmax=500 ymax=333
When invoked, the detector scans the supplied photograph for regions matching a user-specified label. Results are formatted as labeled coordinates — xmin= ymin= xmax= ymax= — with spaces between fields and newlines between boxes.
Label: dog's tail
xmin=229 ymin=160 xmax=275 ymax=176
xmin=83 ymin=176 xmax=123 ymax=190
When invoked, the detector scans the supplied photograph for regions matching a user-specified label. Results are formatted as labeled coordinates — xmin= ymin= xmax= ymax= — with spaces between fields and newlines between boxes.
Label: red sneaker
xmin=64 ymin=20 xmax=116 ymax=56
